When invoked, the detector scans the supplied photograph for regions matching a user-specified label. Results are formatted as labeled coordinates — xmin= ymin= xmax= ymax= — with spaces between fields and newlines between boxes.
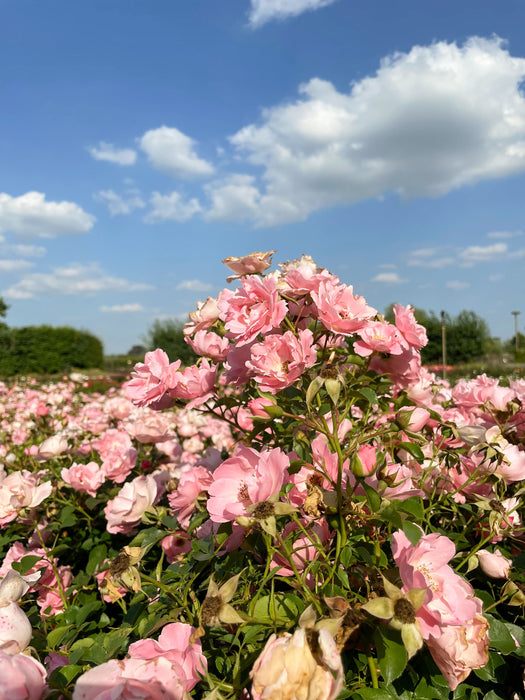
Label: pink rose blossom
xmin=105 ymin=475 xmax=159 ymax=534
xmin=222 ymin=250 xmax=276 ymax=281
xmin=311 ymin=280 xmax=376 ymax=336
xmin=125 ymin=349 xmax=180 ymax=409
xmin=0 ymin=570 xmax=33 ymax=654
xmin=34 ymin=434 xmax=69 ymax=461
xmin=167 ymin=359 xmax=217 ymax=407
xmin=353 ymin=321 xmax=406 ymax=357
xmin=168 ymin=466 xmax=213 ymax=528
xmin=93 ymin=429 xmax=138 ymax=483
xmin=0 ymin=471 xmax=53 ymax=527
xmin=125 ymin=411 xmax=173 ymax=444
xmin=393 ymin=304 xmax=428 ymax=349
xmin=61 ymin=462 xmax=105 ymax=497
xmin=185 ymin=330 xmax=230 ymax=361
xmin=245 ymin=329 xmax=317 ymax=394
xmin=218 ymin=276 xmax=287 ymax=345
xmin=207 ymin=445 xmax=290 ymax=523
xmin=184 ymin=296 xmax=221 ymax=337
xmin=0 ymin=650 xmax=47 ymax=700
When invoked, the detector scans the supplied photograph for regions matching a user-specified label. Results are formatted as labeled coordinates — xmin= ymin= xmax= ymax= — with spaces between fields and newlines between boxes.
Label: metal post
xmin=511 ymin=311 xmax=520 ymax=354
xmin=441 ymin=310 xmax=447 ymax=382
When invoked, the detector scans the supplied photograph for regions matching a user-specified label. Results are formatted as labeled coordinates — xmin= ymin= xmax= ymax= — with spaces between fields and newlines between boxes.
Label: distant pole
xmin=512 ymin=311 xmax=520 ymax=353
xmin=441 ymin=310 xmax=447 ymax=382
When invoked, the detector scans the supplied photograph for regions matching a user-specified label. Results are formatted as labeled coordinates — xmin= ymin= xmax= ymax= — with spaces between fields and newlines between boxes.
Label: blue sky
xmin=1 ymin=0 xmax=525 ymax=354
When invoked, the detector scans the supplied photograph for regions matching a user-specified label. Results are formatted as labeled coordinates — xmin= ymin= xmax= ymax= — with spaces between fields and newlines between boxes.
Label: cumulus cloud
xmin=0 ymin=259 xmax=34 ymax=272
xmin=139 ymin=126 xmax=214 ymax=178
xmin=223 ymin=36 xmax=525 ymax=226
xmin=407 ymin=240 xmax=525 ymax=268
xmin=100 ymin=303 xmax=144 ymax=313
xmin=487 ymin=230 xmax=523 ymax=239
xmin=458 ymin=242 xmax=509 ymax=265
xmin=0 ymin=192 xmax=95 ymax=238
xmin=370 ymin=272 xmax=406 ymax=284
xmin=204 ymin=174 xmax=261 ymax=221
xmin=176 ymin=279 xmax=213 ymax=292
xmin=406 ymin=249 xmax=456 ymax=268
xmin=145 ymin=191 xmax=202 ymax=223
xmin=87 ymin=141 xmax=137 ymax=166
xmin=94 ymin=189 xmax=146 ymax=216
xmin=446 ymin=280 xmax=470 ymax=290
xmin=248 ymin=0 xmax=338 ymax=27
xmin=3 ymin=263 xmax=153 ymax=299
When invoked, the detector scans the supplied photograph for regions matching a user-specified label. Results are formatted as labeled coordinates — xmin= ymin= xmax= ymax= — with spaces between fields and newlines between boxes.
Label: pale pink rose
xmin=207 ymin=445 xmax=290 ymax=523
xmin=0 ymin=471 xmax=53 ymax=527
xmin=34 ymin=434 xmax=69 ymax=461
xmin=222 ymin=341 xmax=256 ymax=387
xmin=93 ymin=429 xmax=138 ymax=483
xmin=103 ymin=396 xmax=133 ymax=420
xmin=105 ymin=475 xmax=159 ymax=534
xmin=251 ymin=627 xmax=343 ymax=700
xmin=477 ymin=549 xmax=512 ymax=578
xmin=184 ymin=296 xmax=221 ymax=337
xmin=61 ymin=462 xmax=105 ymax=497
xmin=353 ymin=444 xmax=378 ymax=476
xmin=168 ymin=466 xmax=213 ymax=528
xmin=125 ymin=349 xmax=180 ymax=409
xmin=0 ymin=571 xmax=33 ymax=654
xmin=311 ymin=280 xmax=376 ymax=336
xmin=168 ymin=359 xmax=217 ymax=407
xmin=353 ymin=321 xmax=406 ymax=357
xmin=426 ymin=615 xmax=489 ymax=690
xmin=185 ymin=330 xmax=230 ymax=362
xmin=218 ymin=276 xmax=288 ymax=345
xmin=72 ymin=657 xmax=185 ymax=700
xmin=247 ymin=396 xmax=277 ymax=418
xmin=36 ymin=563 xmax=72 ymax=616
xmin=452 ymin=374 xmax=497 ymax=410
xmin=490 ymin=443 xmax=525 ymax=484
xmin=222 ymin=250 xmax=276 ymax=281
xmin=246 ymin=329 xmax=317 ymax=394
xmin=0 ymin=650 xmax=47 ymax=700
xmin=125 ymin=411 xmax=173 ymax=444
xmin=128 ymin=622 xmax=207 ymax=691
xmin=393 ymin=304 xmax=428 ymax=349
xmin=396 ymin=406 xmax=430 ymax=432
xmin=281 ymin=258 xmax=339 ymax=297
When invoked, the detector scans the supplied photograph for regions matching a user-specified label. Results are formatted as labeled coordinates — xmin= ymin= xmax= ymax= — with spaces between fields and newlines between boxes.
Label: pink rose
xmin=105 ymin=475 xmax=159 ymax=534
xmin=311 ymin=279 xmax=376 ymax=336
xmin=477 ymin=549 xmax=512 ymax=578
xmin=0 ymin=650 xmax=47 ymax=700
xmin=168 ymin=359 xmax=217 ymax=407
xmin=61 ymin=462 xmax=105 ymax=497
xmin=185 ymin=330 xmax=230 ymax=362
xmin=393 ymin=304 xmax=428 ymax=349
xmin=125 ymin=349 xmax=180 ymax=409
xmin=222 ymin=250 xmax=276 ymax=281
xmin=246 ymin=329 xmax=317 ymax=394
xmin=34 ymin=434 xmax=69 ymax=461
xmin=218 ymin=276 xmax=287 ymax=345
xmin=0 ymin=571 xmax=33 ymax=654
xmin=0 ymin=471 xmax=52 ymax=527
xmin=184 ymin=296 xmax=221 ymax=337
xmin=354 ymin=321 xmax=406 ymax=357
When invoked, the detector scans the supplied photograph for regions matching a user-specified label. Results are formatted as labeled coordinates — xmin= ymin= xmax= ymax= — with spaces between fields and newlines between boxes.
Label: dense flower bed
xmin=0 ymin=251 xmax=524 ymax=700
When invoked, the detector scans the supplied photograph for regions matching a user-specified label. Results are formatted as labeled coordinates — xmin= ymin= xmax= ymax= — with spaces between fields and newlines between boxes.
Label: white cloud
xmin=0 ymin=192 xmax=95 ymax=238
xmin=94 ymin=189 xmax=146 ymax=216
xmin=145 ymin=191 xmax=202 ymax=223
xmin=489 ymin=274 xmax=504 ymax=282
xmin=100 ymin=303 xmax=144 ymax=313
xmin=446 ymin=280 xmax=470 ymax=290
xmin=0 ymin=259 xmax=34 ymax=272
xmin=406 ymin=249 xmax=456 ymax=268
xmin=487 ymin=230 xmax=523 ymax=239
xmin=3 ymin=263 xmax=153 ymax=299
xmin=87 ymin=141 xmax=137 ymax=166
xmin=9 ymin=243 xmax=46 ymax=257
xmin=370 ymin=272 xmax=405 ymax=284
xmin=204 ymin=174 xmax=261 ymax=221
xmin=248 ymin=0 xmax=338 ymax=27
xmin=458 ymin=242 xmax=508 ymax=265
xmin=176 ymin=279 xmax=213 ymax=292
xmin=225 ymin=37 xmax=525 ymax=226
xmin=139 ymin=126 xmax=214 ymax=178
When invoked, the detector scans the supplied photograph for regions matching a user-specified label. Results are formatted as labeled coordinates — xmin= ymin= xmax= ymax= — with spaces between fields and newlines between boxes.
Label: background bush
xmin=0 ymin=325 xmax=104 ymax=376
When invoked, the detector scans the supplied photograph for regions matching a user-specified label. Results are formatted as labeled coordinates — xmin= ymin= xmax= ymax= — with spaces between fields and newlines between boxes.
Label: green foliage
xmin=142 ymin=318 xmax=197 ymax=365
xmin=0 ymin=296 xmax=8 ymax=318
xmin=0 ymin=325 xmax=103 ymax=376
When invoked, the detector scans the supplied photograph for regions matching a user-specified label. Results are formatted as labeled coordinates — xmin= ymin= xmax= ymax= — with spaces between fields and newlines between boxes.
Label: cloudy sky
xmin=2 ymin=0 xmax=525 ymax=354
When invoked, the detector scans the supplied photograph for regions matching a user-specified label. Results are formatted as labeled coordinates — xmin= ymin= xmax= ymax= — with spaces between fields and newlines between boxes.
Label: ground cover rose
xmin=105 ymin=474 xmax=159 ymax=534
xmin=0 ymin=650 xmax=47 ymax=700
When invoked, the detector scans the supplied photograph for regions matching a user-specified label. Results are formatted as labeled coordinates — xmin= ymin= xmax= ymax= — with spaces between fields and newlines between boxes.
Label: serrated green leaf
xmin=487 ymin=614 xmax=518 ymax=654
xmin=397 ymin=441 xmax=425 ymax=462
xmin=401 ymin=520 xmax=423 ymax=546
xmin=251 ymin=593 xmax=303 ymax=625
xmin=358 ymin=387 xmax=378 ymax=404
xmin=11 ymin=555 xmax=42 ymax=575
xmin=363 ymin=481 xmax=381 ymax=512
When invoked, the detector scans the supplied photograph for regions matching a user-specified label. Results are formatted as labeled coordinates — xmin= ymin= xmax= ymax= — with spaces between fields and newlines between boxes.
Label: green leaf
xmin=356 ymin=689 xmax=399 ymax=700
xmin=374 ymin=627 xmax=408 ymax=684
xmin=47 ymin=625 xmax=73 ymax=649
xmin=129 ymin=527 xmax=165 ymax=550
xmin=251 ymin=593 xmax=303 ymax=625
xmin=397 ymin=441 xmax=425 ymax=462
xmin=398 ymin=497 xmax=424 ymax=520
xmin=358 ymin=387 xmax=378 ymax=405
xmin=401 ymin=520 xmax=423 ymax=546
xmin=11 ymin=555 xmax=43 ymax=575
xmin=86 ymin=544 xmax=108 ymax=576
xmin=487 ymin=613 xmax=518 ymax=654
xmin=48 ymin=664 xmax=83 ymax=690
xmin=363 ymin=481 xmax=381 ymax=512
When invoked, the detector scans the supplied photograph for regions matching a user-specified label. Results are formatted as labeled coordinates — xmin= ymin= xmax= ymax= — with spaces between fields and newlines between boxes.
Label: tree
xmin=142 ymin=319 xmax=197 ymax=365
xmin=0 ymin=297 xmax=8 ymax=319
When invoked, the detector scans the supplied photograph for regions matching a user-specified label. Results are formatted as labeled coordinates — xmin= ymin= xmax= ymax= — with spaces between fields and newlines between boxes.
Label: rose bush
xmin=0 ymin=251 xmax=524 ymax=699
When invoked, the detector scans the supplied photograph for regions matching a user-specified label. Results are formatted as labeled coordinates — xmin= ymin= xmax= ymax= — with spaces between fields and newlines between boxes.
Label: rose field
xmin=1 ymin=251 xmax=525 ymax=700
